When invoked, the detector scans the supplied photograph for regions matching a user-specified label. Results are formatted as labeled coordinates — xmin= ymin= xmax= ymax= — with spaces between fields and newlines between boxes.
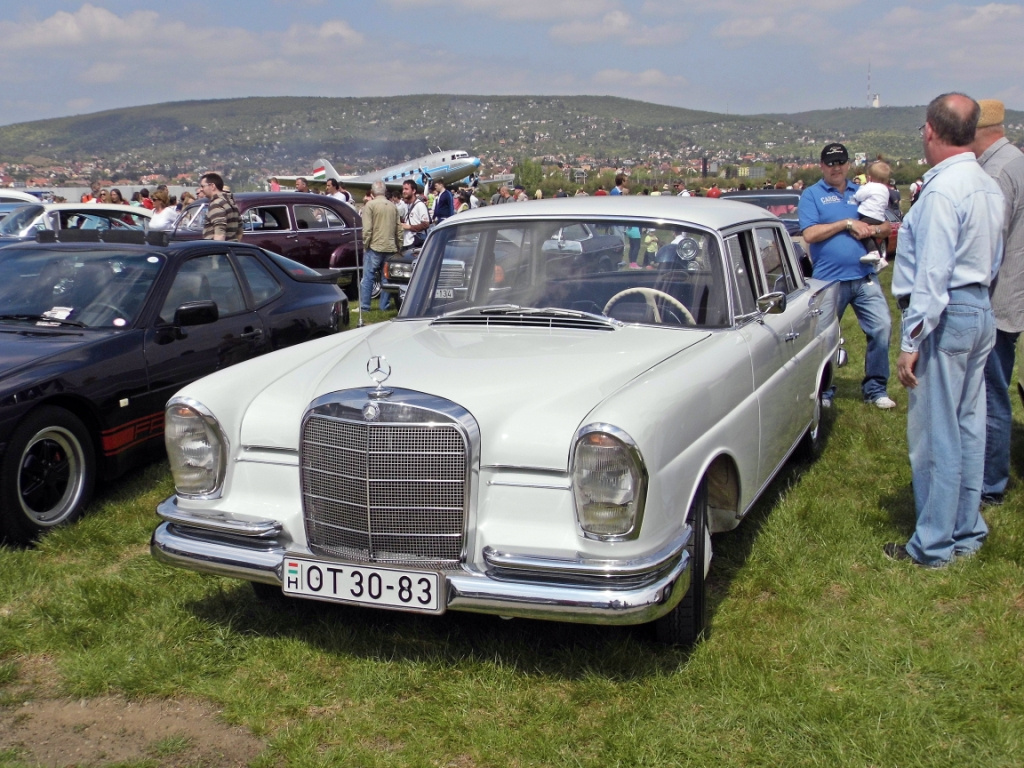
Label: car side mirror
xmin=174 ymin=300 xmax=219 ymax=328
xmin=756 ymin=291 xmax=787 ymax=315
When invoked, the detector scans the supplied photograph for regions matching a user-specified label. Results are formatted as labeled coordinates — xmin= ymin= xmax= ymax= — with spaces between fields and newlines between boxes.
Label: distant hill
xmin=1 ymin=95 xmax=1021 ymax=184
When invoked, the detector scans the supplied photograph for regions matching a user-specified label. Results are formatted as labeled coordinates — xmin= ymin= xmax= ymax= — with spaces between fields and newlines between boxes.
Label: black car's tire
xmin=654 ymin=479 xmax=709 ymax=647
xmin=1 ymin=406 xmax=95 ymax=543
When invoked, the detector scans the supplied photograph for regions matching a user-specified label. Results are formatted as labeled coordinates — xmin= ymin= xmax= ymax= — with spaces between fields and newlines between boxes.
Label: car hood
xmin=240 ymin=320 xmax=710 ymax=469
xmin=0 ymin=328 xmax=111 ymax=381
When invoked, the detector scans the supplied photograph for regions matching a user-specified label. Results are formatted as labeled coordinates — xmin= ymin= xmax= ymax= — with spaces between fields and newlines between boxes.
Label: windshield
xmin=0 ymin=205 xmax=45 ymax=237
xmin=725 ymin=193 xmax=800 ymax=220
xmin=0 ymin=247 xmax=165 ymax=329
xmin=401 ymin=217 xmax=730 ymax=328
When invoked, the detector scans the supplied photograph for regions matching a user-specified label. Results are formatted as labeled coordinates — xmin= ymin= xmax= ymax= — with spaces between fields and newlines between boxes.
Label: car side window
xmin=244 ymin=206 xmax=289 ymax=231
xmin=294 ymin=205 xmax=342 ymax=231
xmin=235 ymin=253 xmax=282 ymax=305
xmin=177 ymin=204 xmax=207 ymax=232
xmin=158 ymin=254 xmax=247 ymax=323
xmin=755 ymin=227 xmax=796 ymax=295
xmin=726 ymin=234 xmax=758 ymax=317
xmin=560 ymin=223 xmax=588 ymax=241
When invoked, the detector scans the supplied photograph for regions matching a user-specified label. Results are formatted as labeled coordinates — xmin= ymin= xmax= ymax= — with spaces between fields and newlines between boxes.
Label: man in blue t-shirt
xmin=799 ymin=142 xmax=895 ymax=409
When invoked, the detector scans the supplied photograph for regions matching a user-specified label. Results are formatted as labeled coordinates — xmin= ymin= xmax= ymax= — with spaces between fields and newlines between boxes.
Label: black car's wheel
xmin=1 ymin=406 xmax=95 ymax=543
xmin=654 ymin=479 xmax=709 ymax=647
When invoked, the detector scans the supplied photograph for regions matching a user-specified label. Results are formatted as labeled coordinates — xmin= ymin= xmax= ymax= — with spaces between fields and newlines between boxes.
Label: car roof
xmin=32 ymin=203 xmax=154 ymax=217
xmin=440 ymin=195 xmax=781 ymax=231
xmin=721 ymin=188 xmax=800 ymax=197
xmin=0 ymin=190 xmax=40 ymax=203
xmin=4 ymin=237 xmax=261 ymax=259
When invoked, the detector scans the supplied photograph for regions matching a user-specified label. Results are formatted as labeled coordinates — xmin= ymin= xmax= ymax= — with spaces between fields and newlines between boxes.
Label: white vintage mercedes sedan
xmin=152 ymin=196 xmax=844 ymax=646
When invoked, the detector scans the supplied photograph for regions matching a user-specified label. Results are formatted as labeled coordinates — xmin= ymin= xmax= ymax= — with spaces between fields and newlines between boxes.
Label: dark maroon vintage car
xmin=171 ymin=192 xmax=364 ymax=299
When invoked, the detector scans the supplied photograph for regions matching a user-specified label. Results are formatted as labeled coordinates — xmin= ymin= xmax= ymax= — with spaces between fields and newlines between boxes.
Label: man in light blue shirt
xmin=887 ymin=92 xmax=1005 ymax=568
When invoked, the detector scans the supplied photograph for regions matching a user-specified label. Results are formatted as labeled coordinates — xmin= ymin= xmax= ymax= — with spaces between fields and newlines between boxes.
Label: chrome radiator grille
xmin=300 ymin=409 xmax=469 ymax=569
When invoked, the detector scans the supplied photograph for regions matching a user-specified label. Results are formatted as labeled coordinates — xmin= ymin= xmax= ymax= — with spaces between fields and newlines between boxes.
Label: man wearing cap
xmin=799 ymin=142 xmax=895 ymax=408
xmin=886 ymin=93 xmax=1004 ymax=567
xmin=972 ymin=99 xmax=1024 ymax=507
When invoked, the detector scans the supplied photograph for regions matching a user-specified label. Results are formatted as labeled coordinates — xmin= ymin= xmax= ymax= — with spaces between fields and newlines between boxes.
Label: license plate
xmin=282 ymin=557 xmax=442 ymax=613
xmin=434 ymin=288 xmax=454 ymax=299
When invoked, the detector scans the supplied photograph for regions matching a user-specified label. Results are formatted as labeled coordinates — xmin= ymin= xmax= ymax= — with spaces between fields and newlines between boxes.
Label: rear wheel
xmin=654 ymin=479 xmax=709 ymax=646
xmin=1 ymin=406 xmax=95 ymax=543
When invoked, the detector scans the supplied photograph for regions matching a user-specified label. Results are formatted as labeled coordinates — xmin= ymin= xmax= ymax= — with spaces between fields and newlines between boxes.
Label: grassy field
xmin=2 ymin=282 xmax=1023 ymax=768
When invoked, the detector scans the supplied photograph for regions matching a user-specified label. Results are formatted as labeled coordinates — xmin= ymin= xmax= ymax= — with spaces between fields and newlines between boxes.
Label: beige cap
xmin=977 ymin=99 xmax=1005 ymax=129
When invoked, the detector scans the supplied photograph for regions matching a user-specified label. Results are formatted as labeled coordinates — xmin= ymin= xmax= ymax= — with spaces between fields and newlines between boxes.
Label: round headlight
xmin=165 ymin=398 xmax=228 ymax=498
xmin=571 ymin=427 xmax=647 ymax=540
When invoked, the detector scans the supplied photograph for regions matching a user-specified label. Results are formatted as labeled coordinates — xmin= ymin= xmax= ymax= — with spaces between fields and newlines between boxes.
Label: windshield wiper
xmin=0 ymin=314 xmax=87 ymax=328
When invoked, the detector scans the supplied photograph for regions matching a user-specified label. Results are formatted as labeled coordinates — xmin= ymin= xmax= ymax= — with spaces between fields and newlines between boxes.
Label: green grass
xmin=2 ymin=273 xmax=1023 ymax=767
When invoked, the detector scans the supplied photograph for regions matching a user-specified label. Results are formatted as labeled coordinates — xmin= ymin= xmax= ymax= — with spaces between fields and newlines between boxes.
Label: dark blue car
xmin=0 ymin=232 xmax=347 ymax=543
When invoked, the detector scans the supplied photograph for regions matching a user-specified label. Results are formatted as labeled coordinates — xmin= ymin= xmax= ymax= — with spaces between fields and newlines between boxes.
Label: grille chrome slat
xmin=300 ymin=392 xmax=473 ymax=570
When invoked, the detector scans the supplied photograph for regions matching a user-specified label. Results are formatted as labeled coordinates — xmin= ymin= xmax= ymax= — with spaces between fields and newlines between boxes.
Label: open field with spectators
xmin=2 ymin=286 xmax=1023 ymax=768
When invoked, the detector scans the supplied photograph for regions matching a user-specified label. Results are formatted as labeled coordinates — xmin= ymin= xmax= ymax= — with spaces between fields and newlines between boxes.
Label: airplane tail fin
xmin=313 ymin=158 xmax=343 ymax=181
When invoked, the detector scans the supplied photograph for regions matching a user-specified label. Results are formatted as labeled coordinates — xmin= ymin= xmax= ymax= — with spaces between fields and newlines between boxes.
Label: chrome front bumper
xmin=151 ymin=496 xmax=692 ymax=626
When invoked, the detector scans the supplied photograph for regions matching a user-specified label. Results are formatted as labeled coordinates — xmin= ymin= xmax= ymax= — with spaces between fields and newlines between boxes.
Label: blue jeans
xmin=361 ymin=249 xmax=391 ymax=312
xmin=826 ymin=276 xmax=892 ymax=401
xmin=905 ymin=286 xmax=995 ymax=565
xmin=983 ymin=329 xmax=1019 ymax=496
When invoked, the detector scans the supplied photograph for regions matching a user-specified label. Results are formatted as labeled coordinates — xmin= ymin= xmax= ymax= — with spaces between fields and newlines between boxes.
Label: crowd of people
xmin=797 ymin=94 xmax=1022 ymax=570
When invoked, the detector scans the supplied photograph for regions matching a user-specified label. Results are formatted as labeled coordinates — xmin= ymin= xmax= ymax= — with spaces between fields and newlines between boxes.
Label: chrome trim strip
xmin=486 ymin=479 xmax=571 ymax=490
xmin=236 ymin=446 xmax=299 ymax=466
xmin=156 ymin=496 xmax=282 ymax=539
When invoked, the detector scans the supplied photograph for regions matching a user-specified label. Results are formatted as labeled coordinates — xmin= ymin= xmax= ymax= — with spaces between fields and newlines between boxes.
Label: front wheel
xmin=1 ymin=406 xmax=95 ymax=543
xmin=654 ymin=479 xmax=709 ymax=646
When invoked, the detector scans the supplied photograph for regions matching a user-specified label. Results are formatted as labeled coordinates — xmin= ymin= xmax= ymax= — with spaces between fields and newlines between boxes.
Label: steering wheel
xmin=604 ymin=287 xmax=695 ymax=325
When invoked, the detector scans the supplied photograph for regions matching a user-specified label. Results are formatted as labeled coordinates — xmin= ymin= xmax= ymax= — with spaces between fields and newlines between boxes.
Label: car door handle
xmin=241 ymin=328 xmax=263 ymax=341
xmin=808 ymin=308 xmax=823 ymax=316
xmin=785 ymin=332 xmax=800 ymax=342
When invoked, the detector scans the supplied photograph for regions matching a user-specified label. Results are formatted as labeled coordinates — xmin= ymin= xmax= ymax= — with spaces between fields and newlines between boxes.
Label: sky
xmin=1 ymin=0 xmax=1022 ymax=128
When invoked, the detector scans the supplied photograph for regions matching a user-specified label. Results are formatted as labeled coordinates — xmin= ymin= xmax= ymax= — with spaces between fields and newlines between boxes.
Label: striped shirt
xmin=203 ymin=192 xmax=243 ymax=241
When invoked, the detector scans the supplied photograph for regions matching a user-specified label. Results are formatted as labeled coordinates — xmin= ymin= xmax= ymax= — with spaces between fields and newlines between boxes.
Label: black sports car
xmin=0 ymin=232 xmax=348 ymax=543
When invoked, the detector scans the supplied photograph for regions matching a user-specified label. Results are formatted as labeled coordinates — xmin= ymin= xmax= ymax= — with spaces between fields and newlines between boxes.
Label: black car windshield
xmin=0 ymin=247 xmax=165 ymax=329
xmin=401 ymin=218 xmax=730 ymax=328
xmin=0 ymin=205 xmax=45 ymax=237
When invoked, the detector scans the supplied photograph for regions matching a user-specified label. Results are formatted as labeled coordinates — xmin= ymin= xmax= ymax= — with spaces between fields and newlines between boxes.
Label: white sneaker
xmin=876 ymin=256 xmax=889 ymax=272
xmin=871 ymin=396 xmax=896 ymax=410
xmin=860 ymin=251 xmax=881 ymax=264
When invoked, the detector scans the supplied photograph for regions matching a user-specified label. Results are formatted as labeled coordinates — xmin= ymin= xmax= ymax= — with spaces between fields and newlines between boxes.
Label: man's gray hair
xmin=370 ymin=180 xmax=387 ymax=196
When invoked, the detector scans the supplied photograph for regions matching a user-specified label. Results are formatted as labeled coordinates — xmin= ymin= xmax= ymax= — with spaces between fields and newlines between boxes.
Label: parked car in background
xmin=0 ymin=190 xmax=41 ymax=205
xmin=0 ymin=231 xmax=347 ymax=544
xmin=152 ymin=197 xmax=844 ymax=648
xmin=170 ymin=192 xmax=365 ymax=300
xmin=0 ymin=203 xmax=152 ymax=242
xmin=0 ymin=203 xmax=25 ymax=223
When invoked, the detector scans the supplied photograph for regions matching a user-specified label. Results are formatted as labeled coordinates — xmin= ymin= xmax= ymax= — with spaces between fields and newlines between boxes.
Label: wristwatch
xmin=845 ymin=220 xmax=853 ymax=232
xmin=872 ymin=226 xmax=880 ymax=237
